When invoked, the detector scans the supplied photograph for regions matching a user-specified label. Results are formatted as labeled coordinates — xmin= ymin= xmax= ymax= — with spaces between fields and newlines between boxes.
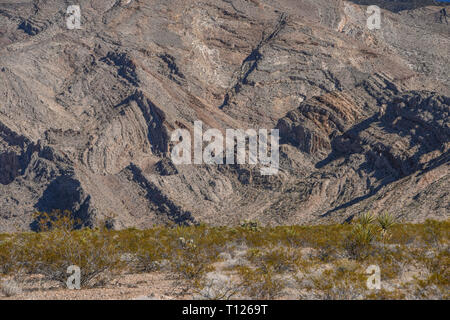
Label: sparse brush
xmin=133 ymin=239 xmax=166 ymax=272
xmin=170 ymin=240 xmax=215 ymax=281
xmin=33 ymin=228 xmax=124 ymax=288
xmin=32 ymin=209 xmax=80 ymax=232
xmin=236 ymin=265 xmax=285 ymax=299
xmin=0 ymin=280 xmax=22 ymax=297
xmin=422 ymin=220 xmax=444 ymax=249
xmin=5 ymin=212 xmax=125 ymax=288
xmin=194 ymin=272 xmax=242 ymax=300
xmin=240 ymin=220 xmax=261 ymax=232
xmin=0 ymin=219 xmax=448 ymax=299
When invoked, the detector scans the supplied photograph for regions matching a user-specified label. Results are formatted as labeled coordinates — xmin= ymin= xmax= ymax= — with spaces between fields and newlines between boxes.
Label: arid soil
xmin=1 ymin=245 xmax=446 ymax=300
xmin=1 ymin=272 xmax=187 ymax=300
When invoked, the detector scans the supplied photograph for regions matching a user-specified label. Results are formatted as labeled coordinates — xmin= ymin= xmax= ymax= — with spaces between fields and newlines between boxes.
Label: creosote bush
xmin=236 ymin=265 xmax=285 ymax=299
xmin=2 ymin=210 xmax=124 ymax=288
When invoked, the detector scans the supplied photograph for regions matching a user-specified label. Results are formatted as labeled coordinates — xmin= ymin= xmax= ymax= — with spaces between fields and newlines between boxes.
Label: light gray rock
xmin=0 ymin=0 xmax=448 ymax=231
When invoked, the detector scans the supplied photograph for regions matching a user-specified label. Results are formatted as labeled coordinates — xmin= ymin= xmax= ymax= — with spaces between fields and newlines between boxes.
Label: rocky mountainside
xmin=0 ymin=0 xmax=448 ymax=231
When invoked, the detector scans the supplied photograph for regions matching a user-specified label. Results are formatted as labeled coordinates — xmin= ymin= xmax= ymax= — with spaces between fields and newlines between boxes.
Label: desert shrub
xmin=1 ymin=216 xmax=448 ymax=299
xmin=387 ymin=220 xmax=448 ymax=246
xmin=170 ymin=238 xmax=215 ymax=282
xmin=0 ymin=237 xmax=14 ymax=274
xmin=194 ymin=272 xmax=242 ymax=300
xmin=421 ymin=250 xmax=450 ymax=290
xmin=307 ymin=263 xmax=366 ymax=300
xmin=6 ymin=211 xmax=124 ymax=288
xmin=344 ymin=212 xmax=399 ymax=259
xmin=0 ymin=232 xmax=41 ymax=274
xmin=344 ymin=213 xmax=379 ymax=260
xmin=33 ymin=209 xmax=79 ymax=232
xmin=353 ymin=223 xmax=377 ymax=245
xmin=359 ymin=212 xmax=376 ymax=227
xmin=247 ymin=247 xmax=299 ymax=274
xmin=133 ymin=239 xmax=166 ymax=272
xmin=317 ymin=244 xmax=337 ymax=262
xmin=31 ymin=229 xmax=123 ymax=287
xmin=0 ymin=279 xmax=22 ymax=297
xmin=115 ymin=229 xmax=168 ymax=273
xmin=422 ymin=219 xmax=446 ymax=249
xmin=281 ymin=226 xmax=301 ymax=247
xmin=377 ymin=212 xmax=396 ymax=243
xmin=236 ymin=265 xmax=285 ymax=299
xmin=297 ymin=224 xmax=350 ymax=250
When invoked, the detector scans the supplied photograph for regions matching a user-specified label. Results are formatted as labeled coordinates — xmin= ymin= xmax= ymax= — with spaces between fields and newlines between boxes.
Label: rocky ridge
xmin=0 ymin=0 xmax=448 ymax=231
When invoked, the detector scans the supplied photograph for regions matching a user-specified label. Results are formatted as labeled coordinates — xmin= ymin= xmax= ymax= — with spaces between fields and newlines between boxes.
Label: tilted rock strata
xmin=0 ymin=0 xmax=448 ymax=231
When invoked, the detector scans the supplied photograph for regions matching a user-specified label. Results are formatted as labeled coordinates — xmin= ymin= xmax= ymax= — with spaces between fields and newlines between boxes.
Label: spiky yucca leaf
xmin=377 ymin=212 xmax=396 ymax=231
xmin=357 ymin=212 xmax=375 ymax=227
xmin=351 ymin=223 xmax=376 ymax=246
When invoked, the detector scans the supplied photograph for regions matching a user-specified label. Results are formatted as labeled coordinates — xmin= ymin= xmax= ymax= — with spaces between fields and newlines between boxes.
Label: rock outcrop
xmin=0 ymin=0 xmax=448 ymax=231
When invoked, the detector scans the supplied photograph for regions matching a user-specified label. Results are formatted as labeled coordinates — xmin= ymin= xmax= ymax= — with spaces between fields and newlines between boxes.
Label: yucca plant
xmin=357 ymin=212 xmax=376 ymax=227
xmin=284 ymin=226 xmax=299 ymax=247
xmin=377 ymin=212 xmax=396 ymax=242
xmin=351 ymin=223 xmax=377 ymax=246
xmin=345 ymin=213 xmax=378 ymax=259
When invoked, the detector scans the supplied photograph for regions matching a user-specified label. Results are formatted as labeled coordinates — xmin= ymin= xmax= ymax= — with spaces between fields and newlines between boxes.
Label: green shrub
xmin=377 ymin=212 xmax=396 ymax=242
xmin=344 ymin=213 xmax=378 ymax=260
xmin=236 ymin=265 xmax=285 ymax=299
xmin=4 ymin=211 xmax=124 ymax=288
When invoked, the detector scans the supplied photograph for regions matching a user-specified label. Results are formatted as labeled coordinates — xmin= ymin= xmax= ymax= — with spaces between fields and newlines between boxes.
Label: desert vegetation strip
xmin=0 ymin=212 xmax=448 ymax=299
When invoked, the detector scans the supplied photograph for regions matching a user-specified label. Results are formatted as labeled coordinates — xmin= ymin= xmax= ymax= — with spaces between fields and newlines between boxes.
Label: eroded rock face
xmin=0 ymin=0 xmax=448 ymax=231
